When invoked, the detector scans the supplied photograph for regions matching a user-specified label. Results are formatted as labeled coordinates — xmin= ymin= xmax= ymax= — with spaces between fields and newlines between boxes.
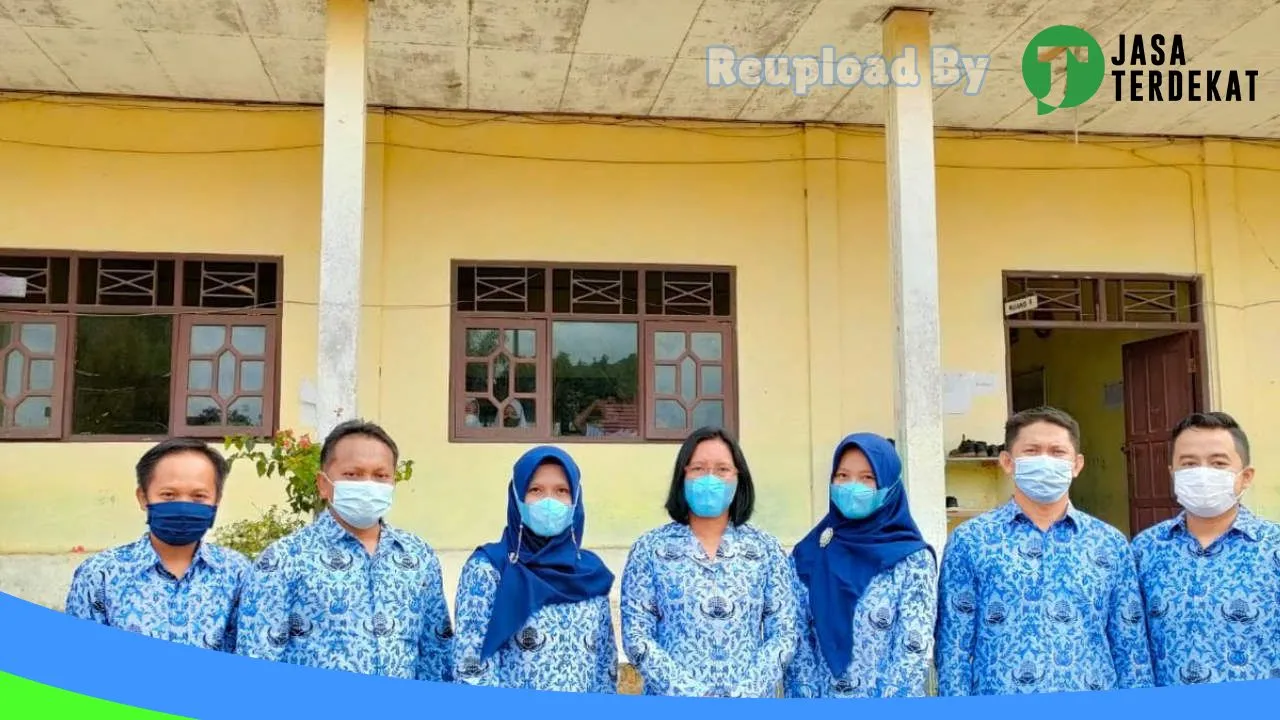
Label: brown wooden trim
xmin=0 ymin=313 xmax=68 ymax=440
xmin=1006 ymin=320 xmax=1202 ymax=330
xmin=450 ymin=317 xmax=549 ymax=441
xmin=1002 ymin=270 xmax=1200 ymax=282
xmin=171 ymin=314 xmax=280 ymax=438
xmin=644 ymin=319 xmax=737 ymax=440
xmin=0 ymin=247 xmax=285 ymax=443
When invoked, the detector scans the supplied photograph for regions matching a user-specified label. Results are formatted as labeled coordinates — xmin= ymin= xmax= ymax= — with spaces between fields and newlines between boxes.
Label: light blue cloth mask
xmin=1013 ymin=455 xmax=1074 ymax=503
xmin=685 ymin=475 xmax=737 ymax=518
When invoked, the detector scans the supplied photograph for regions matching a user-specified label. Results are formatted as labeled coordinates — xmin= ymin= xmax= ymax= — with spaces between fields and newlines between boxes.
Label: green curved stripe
xmin=0 ymin=671 xmax=192 ymax=718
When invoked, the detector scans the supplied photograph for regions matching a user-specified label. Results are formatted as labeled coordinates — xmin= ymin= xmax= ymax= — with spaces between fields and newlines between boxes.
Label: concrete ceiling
xmin=2 ymin=0 xmax=1280 ymax=137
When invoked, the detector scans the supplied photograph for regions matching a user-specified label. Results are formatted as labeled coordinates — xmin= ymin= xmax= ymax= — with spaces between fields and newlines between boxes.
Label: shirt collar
xmin=315 ymin=508 xmax=404 ymax=552
xmin=129 ymin=533 xmax=220 ymax=575
xmin=999 ymin=499 xmax=1083 ymax=533
xmin=1164 ymin=505 xmax=1261 ymax=542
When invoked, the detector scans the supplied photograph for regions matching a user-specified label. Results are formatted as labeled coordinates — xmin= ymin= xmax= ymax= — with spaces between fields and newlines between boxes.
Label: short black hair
xmin=319 ymin=419 xmax=399 ymax=469
xmin=1004 ymin=406 xmax=1081 ymax=453
xmin=664 ymin=426 xmax=755 ymax=526
xmin=1170 ymin=411 xmax=1250 ymax=465
xmin=136 ymin=438 xmax=229 ymax=497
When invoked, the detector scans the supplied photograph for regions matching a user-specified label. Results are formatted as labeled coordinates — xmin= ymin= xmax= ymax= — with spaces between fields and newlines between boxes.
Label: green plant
xmin=212 ymin=505 xmax=306 ymax=560
xmin=224 ymin=429 xmax=415 ymax=517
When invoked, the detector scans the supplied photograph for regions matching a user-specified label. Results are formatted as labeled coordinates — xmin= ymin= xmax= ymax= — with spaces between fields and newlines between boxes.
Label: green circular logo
xmin=1022 ymin=25 xmax=1105 ymax=115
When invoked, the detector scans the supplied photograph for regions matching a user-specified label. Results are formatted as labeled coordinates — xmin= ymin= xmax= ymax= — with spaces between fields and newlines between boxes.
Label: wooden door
xmin=1122 ymin=332 xmax=1197 ymax=536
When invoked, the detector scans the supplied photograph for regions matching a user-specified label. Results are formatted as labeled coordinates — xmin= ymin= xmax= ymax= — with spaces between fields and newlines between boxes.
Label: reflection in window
xmin=552 ymin=322 xmax=640 ymax=437
xmin=72 ymin=316 xmax=172 ymax=435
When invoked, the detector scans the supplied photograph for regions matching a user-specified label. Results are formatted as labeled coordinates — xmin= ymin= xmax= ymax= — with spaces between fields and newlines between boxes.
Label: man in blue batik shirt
xmin=1133 ymin=411 xmax=1280 ymax=685
xmin=935 ymin=406 xmax=1154 ymax=695
xmin=65 ymin=438 xmax=250 ymax=652
xmin=235 ymin=420 xmax=455 ymax=681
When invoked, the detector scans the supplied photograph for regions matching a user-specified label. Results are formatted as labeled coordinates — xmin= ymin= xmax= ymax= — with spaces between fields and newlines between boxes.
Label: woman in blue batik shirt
xmin=785 ymin=432 xmax=937 ymax=698
xmin=452 ymin=445 xmax=618 ymax=692
xmin=620 ymin=426 xmax=799 ymax=697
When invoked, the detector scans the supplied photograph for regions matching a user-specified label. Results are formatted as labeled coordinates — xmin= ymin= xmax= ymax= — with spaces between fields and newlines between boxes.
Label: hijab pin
xmin=819 ymin=527 xmax=834 ymax=548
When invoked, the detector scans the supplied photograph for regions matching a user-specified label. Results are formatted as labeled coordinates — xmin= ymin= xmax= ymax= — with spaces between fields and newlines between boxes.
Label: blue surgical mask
xmin=685 ymin=475 xmax=737 ymax=518
xmin=329 ymin=478 xmax=394 ymax=529
xmin=518 ymin=497 xmax=574 ymax=537
xmin=147 ymin=501 xmax=217 ymax=546
xmin=831 ymin=482 xmax=890 ymax=520
xmin=1013 ymin=455 xmax=1074 ymax=503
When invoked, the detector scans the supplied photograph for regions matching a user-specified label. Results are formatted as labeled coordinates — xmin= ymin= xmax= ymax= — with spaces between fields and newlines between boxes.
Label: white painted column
xmin=317 ymin=0 xmax=369 ymax=437
xmin=883 ymin=9 xmax=947 ymax=553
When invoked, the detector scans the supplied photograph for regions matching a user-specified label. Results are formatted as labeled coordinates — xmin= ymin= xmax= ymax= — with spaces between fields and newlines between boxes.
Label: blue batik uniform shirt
xmin=234 ymin=510 xmax=455 ymax=681
xmin=935 ymin=500 xmax=1154 ymax=695
xmin=64 ymin=534 xmax=249 ymax=652
xmin=1133 ymin=506 xmax=1280 ymax=685
xmin=620 ymin=522 xmax=799 ymax=697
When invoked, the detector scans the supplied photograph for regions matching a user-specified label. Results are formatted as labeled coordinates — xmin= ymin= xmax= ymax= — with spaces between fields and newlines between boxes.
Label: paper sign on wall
xmin=299 ymin=379 xmax=318 ymax=428
xmin=943 ymin=372 xmax=972 ymax=414
xmin=1103 ymin=381 xmax=1124 ymax=410
xmin=1004 ymin=294 xmax=1038 ymax=316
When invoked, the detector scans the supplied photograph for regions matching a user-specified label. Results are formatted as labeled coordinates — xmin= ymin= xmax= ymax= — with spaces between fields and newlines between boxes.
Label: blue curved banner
xmin=0 ymin=591 xmax=1272 ymax=717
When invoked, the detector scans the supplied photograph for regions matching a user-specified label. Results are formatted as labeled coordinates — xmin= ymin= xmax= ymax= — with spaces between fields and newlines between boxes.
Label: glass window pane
xmin=29 ymin=359 xmax=53 ymax=391
xmin=514 ymin=362 xmax=537 ymax=393
xmin=188 ymin=360 xmax=213 ymax=391
xmin=701 ymin=366 xmax=722 ymax=395
xmin=692 ymin=400 xmax=724 ymax=429
xmin=463 ymin=397 xmax=499 ymax=428
xmin=654 ymin=331 xmax=685 ymax=361
xmin=655 ymin=400 xmax=686 ymax=430
xmin=505 ymin=329 xmax=536 ymax=358
xmin=466 ymin=329 xmax=499 ymax=356
xmin=216 ymin=351 xmax=236 ymax=397
xmin=502 ymin=399 xmax=534 ymax=427
xmin=0 ymin=322 xmax=11 ymax=348
xmin=19 ymin=323 xmax=55 ymax=354
xmin=551 ymin=322 xmax=640 ymax=438
xmin=15 ymin=396 xmax=51 ymax=428
xmin=231 ymin=325 xmax=266 ymax=355
xmin=2 ymin=350 xmax=21 ymax=399
xmin=492 ymin=354 xmax=510 ymax=401
xmin=227 ymin=397 xmax=264 ymax=427
xmin=190 ymin=325 xmax=225 ymax=355
xmin=464 ymin=362 xmax=489 ymax=393
xmin=654 ymin=365 xmax=676 ymax=394
xmin=240 ymin=360 xmax=265 ymax=392
xmin=73 ymin=316 xmax=172 ymax=436
xmin=186 ymin=396 xmax=221 ymax=426
xmin=679 ymin=356 xmax=696 ymax=402
xmin=691 ymin=332 xmax=722 ymax=361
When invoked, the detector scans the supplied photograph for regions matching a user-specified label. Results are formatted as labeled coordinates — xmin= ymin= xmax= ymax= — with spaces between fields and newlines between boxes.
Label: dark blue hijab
xmin=475 ymin=446 xmax=615 ymax=659
xmin=791 ymin=433 xmax=933 ymax=675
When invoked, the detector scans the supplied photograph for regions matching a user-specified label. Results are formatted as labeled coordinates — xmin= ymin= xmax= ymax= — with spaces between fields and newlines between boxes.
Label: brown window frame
xmin=0 ymin=250 xmax=282 ymax=443
xmin=450 ymin=261 xmax=738 ymax=444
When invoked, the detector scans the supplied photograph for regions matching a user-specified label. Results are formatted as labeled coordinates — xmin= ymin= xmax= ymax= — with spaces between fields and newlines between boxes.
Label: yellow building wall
xmin=1 ymin=95 xmax=1277 ymax=562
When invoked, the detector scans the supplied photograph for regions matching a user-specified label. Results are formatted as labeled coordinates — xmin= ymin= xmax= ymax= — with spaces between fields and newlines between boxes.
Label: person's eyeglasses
xmin=687 ymin=464 xmax=737 ymax=479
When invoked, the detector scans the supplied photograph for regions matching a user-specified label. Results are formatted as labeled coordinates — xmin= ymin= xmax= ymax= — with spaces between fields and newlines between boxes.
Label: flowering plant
xmin=224 ymin=429 xmax=415 ymax=516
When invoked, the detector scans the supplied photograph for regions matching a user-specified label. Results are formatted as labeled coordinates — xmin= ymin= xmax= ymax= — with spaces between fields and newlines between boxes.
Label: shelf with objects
xmin=944 ymin=435 xmax=1012 ymax=530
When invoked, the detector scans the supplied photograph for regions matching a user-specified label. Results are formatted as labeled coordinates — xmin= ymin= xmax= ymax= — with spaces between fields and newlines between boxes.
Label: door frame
xmin=1000 ymin=271 xmax=1209 ymax=535
xmin=1001 ymin=271 xmax=1210 ymax=413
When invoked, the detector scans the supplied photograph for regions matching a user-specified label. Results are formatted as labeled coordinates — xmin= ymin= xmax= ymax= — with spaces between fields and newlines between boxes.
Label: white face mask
xmin=1173 ymin=466 xmax=1241 ymax=518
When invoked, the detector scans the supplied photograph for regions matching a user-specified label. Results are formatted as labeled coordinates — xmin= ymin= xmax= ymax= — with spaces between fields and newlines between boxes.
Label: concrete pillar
xmin=882 ymin=8 xmax=947 ymax=553
xmin=317 ymin=0 xmax=369 ymax=437
xmin=804 ymin=126 xmax=843 ymax=522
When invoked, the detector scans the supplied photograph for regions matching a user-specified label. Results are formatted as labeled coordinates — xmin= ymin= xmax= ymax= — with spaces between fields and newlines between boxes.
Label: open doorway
xmin=1003 ymin=273 xmax=1206 ymax=538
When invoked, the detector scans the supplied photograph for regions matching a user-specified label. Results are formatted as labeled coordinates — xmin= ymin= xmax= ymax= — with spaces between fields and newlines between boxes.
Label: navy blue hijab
xmin=475 ymin=446 xmax=615 ymax=659
xmin=791 ymin=433 xmax=933 ymax=675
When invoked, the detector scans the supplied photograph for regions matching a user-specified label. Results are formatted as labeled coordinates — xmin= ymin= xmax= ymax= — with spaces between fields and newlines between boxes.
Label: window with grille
xmin=0 ymin=252 xmax=281 ymax=440
xmin=451 ymin=263 xmax=736 ymax=442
